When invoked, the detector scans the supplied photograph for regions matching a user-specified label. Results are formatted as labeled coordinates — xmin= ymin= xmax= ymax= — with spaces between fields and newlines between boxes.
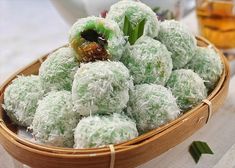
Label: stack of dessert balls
xmin=3 ymin=0 xmax=223 ymax=148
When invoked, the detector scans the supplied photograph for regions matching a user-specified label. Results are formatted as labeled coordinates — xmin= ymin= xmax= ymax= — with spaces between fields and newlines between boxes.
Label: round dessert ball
xmin=39 ymin=47 xmax=79 ymax=92
xmin=158 ymin=20 xmax=197 ymax=69
xmin=69 ymin=16 xmax=126 ymax=62
xmin=186 ymin=46 xmax=223 ymax=91
xmin=106 ymin=0 xmax=159 ymax=38
xmin=167 ymin=69 xmax=207 ymax=111
xmin=74 ymin=113 xmax=138 ymax=148
xmin=32 ymin=91 xmax=80 ymax=147
xmin=122 ymin=36 xmax=172 ymax=85
xmin=127 ymin=84 xmax=180 ymax=133
xmin=3 ymin=75 xmax=44 ymax=127
xmin=72 ymin=61 xmax=133 ymax=116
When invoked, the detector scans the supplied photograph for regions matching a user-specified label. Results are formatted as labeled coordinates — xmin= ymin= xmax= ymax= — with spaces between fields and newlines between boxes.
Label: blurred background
xmin=0 ymin=0 xmax=68 ymax=84
xmin=0 ymin=0 xmax=235 ymax=168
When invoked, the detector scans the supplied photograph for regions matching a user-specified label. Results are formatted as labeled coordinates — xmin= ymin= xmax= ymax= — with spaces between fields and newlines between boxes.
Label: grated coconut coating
xmin=69 ymin=16 xmax=126 ymax=61
xmin=127 ymin=84 xmax=180 ymax=133
xmin=39 ymin=47 xmax=79 ymax=92
xmin=72 ymin=61 xmax=133 ymax=116
xmin=74 ymin=113 xmax=138 ymax=148
xmin=158 ymin=20 xmax=197 ymax=69
xmin=32 ymin=91 xmax=80 ymax=147
xmin=106 ymin=0 xmax=159 ymax=38
xmin=122 ymin=36 xmax=172 ymax=85
xmin=185 ymin=46 xmax=223 ymax=91
xmin=3 ymin=75 xmax=44 ymax=127
xmin=167 ymin=69 xmax=207 ymax=111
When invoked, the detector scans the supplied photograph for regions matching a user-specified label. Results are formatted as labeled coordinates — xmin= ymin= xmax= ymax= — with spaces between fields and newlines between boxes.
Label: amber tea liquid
xmin=196 ymin=0 xmax=235 ymax=49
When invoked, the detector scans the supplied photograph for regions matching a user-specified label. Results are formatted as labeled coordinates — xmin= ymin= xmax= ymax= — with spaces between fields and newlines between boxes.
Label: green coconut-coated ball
xmin=39 ymin=47 xmax=79 ymax=92
xmin=32 ymin=91 xmax=80 ymax=147
xmin=167 ymin=69 xmax=207 ymax=111
xmin=3 ymin=75 xmax=44 ymax=127
xmin=69 ymin=16 xmax=126 ymax=62
xmin=106 ymin=0 xmax=159 ymax=38
xmin=127 ymin=84 xmax=180 ymax=133
xmin=72 ymin=61 xmax=133 ymax=116
xmin=158 ymin=20 xmax=197 ymax=69
xmin=74 ymin=113 xmax=138 ymax=148
xmin=186 ymin=46 xmax=223 ymax=91
xmin=122 ymin=36 xmax=172 ymax=85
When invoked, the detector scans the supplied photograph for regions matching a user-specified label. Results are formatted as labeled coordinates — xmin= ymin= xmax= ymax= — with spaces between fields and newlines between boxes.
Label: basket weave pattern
xmin=0 ymin=36 xmax=230 ymax=168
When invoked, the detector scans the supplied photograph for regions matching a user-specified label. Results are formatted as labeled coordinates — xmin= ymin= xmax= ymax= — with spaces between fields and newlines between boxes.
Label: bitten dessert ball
xmin=122 ymin=36 xmax=172 ymax=85
xmin=106 ymin=0 xmax=159 ymax=38
xmin=39 ymin=47 xmax=79 ymax=92
xmin=72 ymin=61 xmax=133 ymax=116
xmin=3 ymin=75 xmax=44 ymax=127
xmin=127 ymin=84 xmax=180 ymax=133
xmin=158 ymin=20 xmax=197 ymax=69
xmin=167 ymin=69 xmax=207 ymax=111
xmin=32 ymin=91 xmax=80 ymax=147
xmin=69 ymin=16 xmax=126 ymax=62
xmin=186 ymin=46 xmax=223 ymax=91
xmin=74 ymin=113 xmax=138 ymax=148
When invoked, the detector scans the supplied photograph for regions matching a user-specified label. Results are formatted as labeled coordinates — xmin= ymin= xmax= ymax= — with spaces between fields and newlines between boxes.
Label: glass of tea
xmin=196 ymin=0 xmax=235 ymax=56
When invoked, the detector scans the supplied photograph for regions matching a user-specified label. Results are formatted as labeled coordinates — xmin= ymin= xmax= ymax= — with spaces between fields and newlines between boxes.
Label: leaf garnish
xmin=123 ymin=16 xmax=146 ymax=45
xmin=189 ymin=141 xmax=214 ymax=163
xmin=123 ymin=15 xmax=130 ymax=36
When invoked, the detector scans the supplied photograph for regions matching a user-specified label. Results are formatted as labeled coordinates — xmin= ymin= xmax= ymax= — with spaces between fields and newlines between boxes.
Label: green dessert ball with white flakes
xmin=3 ymin=75 xmax=44 ymax=127
xmin=74 ymin=113 xmax=138 ymax=148
xmin=69 ymin=16 xmax=126 ymax=62
xmin=39 ymin=47 xmax=79 ymax=92
xmin=127 ymin=84 xmax=180 ymax=133
xmin=122 ymin=36 xmax=172 ymax=85
xmin=186 ymin=46 xmax=223 ymax=91
xmin=167 ymin=69 xmax=207 ymax=111
xmin=158 ymin=20 xmax=197 ymax=69
xmin=72 ymin=61 xmax=133 ymax=116
xmin=106 ymin=0 xmax=159 ymax=38
xmin=32 ymin=91 xmax=80 ymax=147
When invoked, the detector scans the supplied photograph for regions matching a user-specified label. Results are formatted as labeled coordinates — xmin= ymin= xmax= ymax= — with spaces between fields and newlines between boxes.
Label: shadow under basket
xmin=0 ymin=36 xmax=231 ymax=168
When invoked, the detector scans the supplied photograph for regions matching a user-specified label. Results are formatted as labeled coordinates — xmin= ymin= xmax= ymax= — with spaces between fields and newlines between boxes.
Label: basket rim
xmin=0 ymin=36 xmax=230 ymax=155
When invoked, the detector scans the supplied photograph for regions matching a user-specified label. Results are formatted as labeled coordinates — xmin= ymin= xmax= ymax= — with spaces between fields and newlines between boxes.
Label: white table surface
xmin=0 ymin=1 xmax=235 ymax=168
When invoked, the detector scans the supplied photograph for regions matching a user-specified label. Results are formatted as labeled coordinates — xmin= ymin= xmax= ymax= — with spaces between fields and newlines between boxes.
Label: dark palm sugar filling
xmin=81 ymin=30 xmax=107 ymax=46
xmin=77 ymin=29 xmax=109 ymax=62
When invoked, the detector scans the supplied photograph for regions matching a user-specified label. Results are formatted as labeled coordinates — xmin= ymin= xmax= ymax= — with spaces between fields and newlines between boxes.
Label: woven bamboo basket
xmin=0 ymin=36 xmax=230 ymax=168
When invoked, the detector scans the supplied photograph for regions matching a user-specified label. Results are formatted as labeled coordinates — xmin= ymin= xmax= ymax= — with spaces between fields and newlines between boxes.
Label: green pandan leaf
xmin=128 ymin=26 xmax=136 ymax=45
xmin=123 ymin=15 xmax=131 ymax=36
xmin=189 ymin=141 xmax=214 ymax=163
xmin=137 ymin=18 xmax=146 ymax=38
xmin=123 ymin=16 xmax=146 ymax=45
